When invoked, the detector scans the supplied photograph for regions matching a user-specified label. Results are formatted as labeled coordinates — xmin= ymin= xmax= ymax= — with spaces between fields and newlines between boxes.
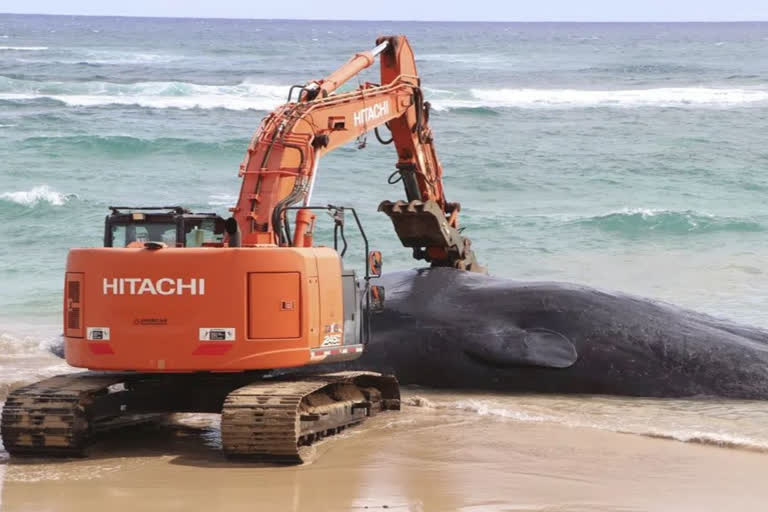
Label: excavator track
xmin=2 ymin=371 xmax=399 ymax=463
xmin=1 ymin=373 xmax=146 ymax=456
xmin=221 ymin=371 xmax=399 ymax=463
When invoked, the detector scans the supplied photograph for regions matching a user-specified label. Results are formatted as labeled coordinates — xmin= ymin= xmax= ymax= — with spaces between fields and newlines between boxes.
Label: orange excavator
xmin=1 ymin=35 xmax=481 ymax=462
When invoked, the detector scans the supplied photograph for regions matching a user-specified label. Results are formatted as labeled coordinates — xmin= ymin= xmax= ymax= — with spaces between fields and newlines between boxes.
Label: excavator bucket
xmin=378 ymin=199 xmax=485 ymax=273
xmin=378 ymin=199 xmax=462 ymax=249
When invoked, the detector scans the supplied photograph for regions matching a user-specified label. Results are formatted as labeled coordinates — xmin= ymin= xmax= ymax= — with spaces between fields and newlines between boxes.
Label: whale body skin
xmin=321 ymin=268 xmax=768 ymax=399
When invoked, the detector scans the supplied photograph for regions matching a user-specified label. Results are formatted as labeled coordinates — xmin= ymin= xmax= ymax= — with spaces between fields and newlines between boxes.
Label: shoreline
xmin=2 ymin=403 xmax=767 ymax=511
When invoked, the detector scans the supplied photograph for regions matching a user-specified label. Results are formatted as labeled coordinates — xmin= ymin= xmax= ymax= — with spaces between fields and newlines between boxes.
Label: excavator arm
xmin=231 ymin=35 xmax=482 ymax=272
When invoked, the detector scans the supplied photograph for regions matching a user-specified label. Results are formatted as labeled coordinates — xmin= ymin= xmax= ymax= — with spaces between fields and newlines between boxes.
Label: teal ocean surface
xmin=1 ymin=14 xmax=768 ymax=341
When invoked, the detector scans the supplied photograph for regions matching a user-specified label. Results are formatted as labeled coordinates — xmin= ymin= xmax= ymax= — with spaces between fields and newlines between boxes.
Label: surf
xmin=0 ymin=76 xmax=288 ymax=111
xmin=572 ymin=208 xmax=766 ymax=235
xmin=0 ymin=185 xmax=76 ymax=207
xmin=405 ymin=391 xmax=768 ymax=454
xmin=0 ymin=46 xmax=48 ymax=51
xmin=430 ymin=86 xmax=768 ymax=111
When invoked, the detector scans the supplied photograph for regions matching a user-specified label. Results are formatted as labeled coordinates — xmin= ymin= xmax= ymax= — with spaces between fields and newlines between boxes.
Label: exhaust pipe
xmin=225 ymin=217 xmax=241 ymax=247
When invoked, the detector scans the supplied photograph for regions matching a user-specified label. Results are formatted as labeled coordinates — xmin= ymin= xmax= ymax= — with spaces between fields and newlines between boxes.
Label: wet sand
xmin=3 ymin=391 xmax=768 ymax=512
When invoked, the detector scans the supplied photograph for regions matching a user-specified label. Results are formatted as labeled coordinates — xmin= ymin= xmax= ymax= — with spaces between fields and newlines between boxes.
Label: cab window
xmin=185 ymin=218 xmax=224 ymax=247
xmin=111 ymin=223 xmax=177 ymax=247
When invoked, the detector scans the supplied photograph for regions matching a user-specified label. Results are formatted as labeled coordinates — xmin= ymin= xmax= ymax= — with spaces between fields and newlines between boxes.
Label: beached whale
xmin=326 ymin=268 xmax=768 ymax=399
xmin=46 ymin=268 xmax=768 ymax=399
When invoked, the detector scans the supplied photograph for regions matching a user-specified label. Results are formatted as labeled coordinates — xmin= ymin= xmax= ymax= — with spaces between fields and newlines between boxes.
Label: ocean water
xmin=2 ymin=15 xmax=768 ymax=451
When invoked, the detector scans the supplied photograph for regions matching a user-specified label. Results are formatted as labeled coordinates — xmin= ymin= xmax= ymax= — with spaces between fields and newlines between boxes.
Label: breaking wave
xmin=430 ymin=87 xmax=768 ymax=111
xmin=573 ymin=208 xmax=765 ymax=235
xmin=0 ymin=331 xmax=59 ymax=357
xmin=638 ymin=430 xmax=768 ymax=452
xmin=15 ymin=50 xmax=186 ymax=66
xmin=207 ymin=193 xmax=237 ymax=206
xmin=0 ymin=76 xmax=287 ymax=111
xmin=5 ymin=76 xmax=766 ymax=113
xmin=0 ymin=331 xmax=70 ymax=401
xmin=405 ymin=395 xmax=768 ymax=453
xmin=0 ymin=46 xmax=48 ymax=51
xmin=0 ymin=185 xmax=77 ymax=207
xmin=419 ymin=53 xmax=505 ymax=66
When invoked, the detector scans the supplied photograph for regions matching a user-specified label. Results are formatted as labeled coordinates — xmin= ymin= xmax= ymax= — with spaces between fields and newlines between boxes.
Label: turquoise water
xmin=2 ymin=15 xmax=768 ymax=334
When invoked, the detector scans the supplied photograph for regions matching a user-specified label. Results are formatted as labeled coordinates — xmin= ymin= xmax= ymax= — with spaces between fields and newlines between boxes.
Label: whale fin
xmin=464 ymin=327 xmax=577 ymax=369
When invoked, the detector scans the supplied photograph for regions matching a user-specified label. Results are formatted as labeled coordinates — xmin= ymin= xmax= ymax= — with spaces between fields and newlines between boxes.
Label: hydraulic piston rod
xmin=304 ymin=41 xmax=390 ymax=99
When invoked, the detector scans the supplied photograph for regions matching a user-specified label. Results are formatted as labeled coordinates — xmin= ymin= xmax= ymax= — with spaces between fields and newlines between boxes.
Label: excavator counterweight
xmin=2 ymin=35 xmax=481 ymax=462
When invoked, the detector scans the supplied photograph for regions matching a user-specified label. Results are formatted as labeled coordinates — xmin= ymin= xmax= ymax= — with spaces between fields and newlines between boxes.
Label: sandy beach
xmin=3 ymin=383 xmax=768 ymax=512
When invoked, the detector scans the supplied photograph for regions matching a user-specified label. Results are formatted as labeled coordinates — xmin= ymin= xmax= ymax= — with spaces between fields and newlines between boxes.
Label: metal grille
xmin=68 ymin=308 xmax=80 ymax=329
xmin=68 ymin=280 xmax=80 ymax=303
xmin=65 ymin=273 xmax=84 ymax=338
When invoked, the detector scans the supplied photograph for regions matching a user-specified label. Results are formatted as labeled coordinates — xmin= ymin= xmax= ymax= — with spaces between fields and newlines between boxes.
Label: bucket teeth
xmin=378 ymin=200 xmax=428 ymax=214
xmin=378 ymin=199 xmax=456 ymax=249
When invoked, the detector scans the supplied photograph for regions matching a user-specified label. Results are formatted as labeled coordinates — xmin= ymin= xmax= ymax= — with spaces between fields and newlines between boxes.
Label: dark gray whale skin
xmin=317 ymin=268 xmax=768 ymax=399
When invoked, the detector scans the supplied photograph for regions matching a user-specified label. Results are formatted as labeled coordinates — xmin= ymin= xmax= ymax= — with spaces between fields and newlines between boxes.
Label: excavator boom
xmin=232 ymin=36 xmax=482 ymax=271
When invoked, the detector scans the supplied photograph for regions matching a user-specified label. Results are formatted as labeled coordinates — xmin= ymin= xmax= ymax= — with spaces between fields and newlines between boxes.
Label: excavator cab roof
xmin=104 ymin=206 xmax=225 ymax=248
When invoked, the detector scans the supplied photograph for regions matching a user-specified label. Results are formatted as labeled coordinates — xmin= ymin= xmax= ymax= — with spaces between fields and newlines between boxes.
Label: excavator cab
xmin=104 ymin=206 xmax=226 ymax=248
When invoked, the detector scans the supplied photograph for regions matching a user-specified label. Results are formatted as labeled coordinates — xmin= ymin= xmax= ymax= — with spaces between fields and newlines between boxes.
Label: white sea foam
xmin=3 ymin=75 xmax=767 ymax=112
xmin=588 ymin=207 xmax=715 ymax=221
xmin=0 ymin=185 xmax=73 ymax=206
xmin=0 ymin=325 xmax=73 ymax=407
xmin=11 ymin=52 xmax=182 ymax=65
xmin=207 ymin=193 xmax=237 ymax=206
xmin=465 ymin=398 xmax=768 ymax=452
xmin=631 ymin=428 xmax=767 ymax=451
xmin=0 ymin=77 xmax=287 ymax=111
xmin=522 ymin=207 xmax=700 ymax=222
xmin=419 ymin=53 xmax=506 ymax=65
xmin=67 ymin=50 xmax=184 ymax=65
xmin=608 ymin=207 xmax=683 ymax=216
xmin=430 ymin=87 xmax=768 ymax=110
xmin=0 ymin=46 xmax=48 ymax=51
xmin=0 ymin=92 xmax=283 ymax=111
xmin=0 ymin=331 xmax=57 ymax=356
xmin=406 ymin=395 xmax=768 ymax=453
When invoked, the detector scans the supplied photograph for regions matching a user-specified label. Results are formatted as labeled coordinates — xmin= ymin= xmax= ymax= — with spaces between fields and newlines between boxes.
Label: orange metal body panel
xmin=63 ymin=246 xmax=344 ymax=372
xmin=247 ymin=272 xmax=301 ymax=339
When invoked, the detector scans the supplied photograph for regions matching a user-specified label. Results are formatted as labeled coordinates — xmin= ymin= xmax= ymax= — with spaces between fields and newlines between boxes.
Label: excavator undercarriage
xmin=2 ymin=371 xmax=399 ymax=462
